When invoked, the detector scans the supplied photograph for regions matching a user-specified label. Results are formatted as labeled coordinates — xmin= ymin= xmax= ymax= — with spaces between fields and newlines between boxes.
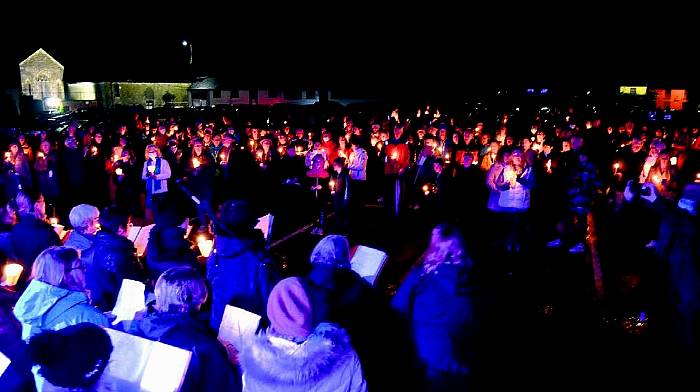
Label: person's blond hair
xmin=144 ymin=144 xmax=162 ymax=160
xmin=154 ymin=267 xmax=208 ymax=313
xmin=31 ymin=246 xmax=82 ymax=291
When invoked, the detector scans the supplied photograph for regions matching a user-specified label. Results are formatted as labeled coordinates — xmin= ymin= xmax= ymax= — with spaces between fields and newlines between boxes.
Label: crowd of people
xmin=0 ymin=100 xmax=700 ymax=390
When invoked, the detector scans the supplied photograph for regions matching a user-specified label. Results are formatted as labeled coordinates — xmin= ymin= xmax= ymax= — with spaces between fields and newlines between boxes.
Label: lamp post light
xmin=182 ymin=40 xmax=192 ymax=65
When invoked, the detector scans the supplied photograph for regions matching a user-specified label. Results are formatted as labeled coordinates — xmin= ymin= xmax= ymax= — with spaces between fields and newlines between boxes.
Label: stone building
xmin=19 ymin=48 xmax=65 ymax=111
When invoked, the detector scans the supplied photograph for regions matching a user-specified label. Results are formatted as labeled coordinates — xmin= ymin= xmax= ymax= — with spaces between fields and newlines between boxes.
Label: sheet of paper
xmin=133 ymin=224 xmax=154 ymax=257
xmin=103 ymin=328 xmax=191 ymax=392
xmin=254 ymin=214 xmax=273 ymax=240
xmin=350 ymin=245 xmax=388 ymax=286
xmin=218 ymin=305 xmax=261 ymax=365
xmin=127 ymin=225 xmax=141 ymax=242
xmin=111 ymin=279 xmax=146 ymax=325
xmin=0 ymin=350 xmax=10 ymax=378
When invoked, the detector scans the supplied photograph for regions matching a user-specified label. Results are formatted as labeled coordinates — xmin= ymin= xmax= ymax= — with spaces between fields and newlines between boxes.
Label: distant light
xmin=182 ymin=40 xmax=188 ymax=46
xmin=526 ymin=88 xmax=535 ymax=94
xmin=663 ymin=114 xmax=672 ymax=120
xmin=515 ymin=107 xmax=520 ymax=111
xmin=540 ymin=88 xmax=549 ymax=94
xmin=586 ymin=90 xmax=591 ymax=95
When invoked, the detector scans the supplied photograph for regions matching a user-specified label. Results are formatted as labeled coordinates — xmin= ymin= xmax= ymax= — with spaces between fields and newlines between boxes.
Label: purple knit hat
xmin=267 ymin=277 xmax=313 ymax=340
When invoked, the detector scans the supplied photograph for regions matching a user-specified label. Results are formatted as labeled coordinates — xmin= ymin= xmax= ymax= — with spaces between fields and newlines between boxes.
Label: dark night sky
xmin=1 ymin=9 xmax=697 ymax=97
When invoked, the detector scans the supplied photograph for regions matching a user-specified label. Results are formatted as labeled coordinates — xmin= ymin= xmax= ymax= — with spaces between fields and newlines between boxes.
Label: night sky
xmin=0 ymin=9 xmax=697 ymax=98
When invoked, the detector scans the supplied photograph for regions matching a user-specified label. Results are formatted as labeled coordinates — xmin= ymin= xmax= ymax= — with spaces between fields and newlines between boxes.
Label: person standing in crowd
xmin=81 ymin=206 xmax=142 ymax=311
xmin=123 ymin=267 xmax=241 ymax=392
xmin=239 ymin=277 xmax=367 ymax=392
xmin=6 ymin=191 xmax=60 ymax=283
xmin=33 ymin=141 xmax=59 ymax=216
xmin=206 ymin=200 xmax=280 ymax=331
xmin=63 ymin=204 xmax=100 ymax=253
xmin=392 ymin=224 xmax=476 ymax=391
xmin=494 ymin=148 xmax=535 ymax=253
xmin=13 ymin=247 xmax=109 ymax=341
xmin=7 ymin=143 xmax=32 ymax=193
xmin=330 ymin=157 xmax=351 ymax=233
xmin=58 ymin=136 xmax=86 ymax=209
xmin=347 ymin=135 xmax=367 ymax=206
xmin=142 ymin=144 xmax=171 ymax=224
xmin=185 ymin=139 xmax=215 ymax=229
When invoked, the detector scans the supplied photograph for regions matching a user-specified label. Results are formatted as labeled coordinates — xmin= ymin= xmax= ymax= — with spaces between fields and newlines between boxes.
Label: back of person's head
xmin=69 ymin=204 xmax=100 ymax=234
xmin=154 ymin=267 xmax=208 ymax=313
xmin=98 ymin=206 xmax=129 ymax=234
xmin=310 ymin=235 xmax=351 ymax=269
xmin=424 ymin=223 xmax=467 ymax=269
xmin=214 ymin=199 xmax=257 ymax=237
xmin=154 ymin=198 xmax=186 ymax=227
xmin=31 ymin=246 xmax=82 ymax=290
xmin=267 ymin=277 xmax=313 ymax=342
xmin=14 ymin=190 xmax=44 ymax=219
xmin=349 ymin=135 xmax=362 ymax=148
xmin=29 ymin=323 xmax=112 ymax=389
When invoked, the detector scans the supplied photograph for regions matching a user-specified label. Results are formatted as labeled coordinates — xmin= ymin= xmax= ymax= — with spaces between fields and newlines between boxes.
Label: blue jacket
xmin=392 ymin=263 xmax=474 ymax=383
xmin=125 ymin=312 xmax=241 ymax=392
xmin=13 ymin=280 xmax=109 ymax=341
xmin=8 ymin=215 xmax=61 ymax=272
xmin=63 ymin=230 xmax=95 ymax=253
xmin=206 ymin=234 xmax=280 ymax=331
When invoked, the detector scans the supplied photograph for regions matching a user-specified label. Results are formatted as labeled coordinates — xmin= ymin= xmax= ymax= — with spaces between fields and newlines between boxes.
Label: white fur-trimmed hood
xmin=240 ymin=322 xmax=365 ymax=390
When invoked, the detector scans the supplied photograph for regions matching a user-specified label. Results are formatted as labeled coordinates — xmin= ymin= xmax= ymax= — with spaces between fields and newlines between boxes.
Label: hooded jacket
xmin=63 ymin=230 xmax=95 ymax=253
xmin=206 ymin=234 xmax=280 ymax=331
xmin=239 ymin=323 xmax=366 ymax=392
xmin=13 ymin=280 xmax=109 ymax=341
xmin=126 ymin=312 xmax=241 ymax=392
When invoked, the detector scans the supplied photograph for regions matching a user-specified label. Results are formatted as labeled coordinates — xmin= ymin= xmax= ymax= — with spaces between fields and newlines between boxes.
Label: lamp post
xmin=182 ymin=40 xmax=193 ymax=65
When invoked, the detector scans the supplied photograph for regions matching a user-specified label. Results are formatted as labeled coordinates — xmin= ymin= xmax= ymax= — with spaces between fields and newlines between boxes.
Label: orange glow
xmin=192 ymin=158 xmax=200 ymax=169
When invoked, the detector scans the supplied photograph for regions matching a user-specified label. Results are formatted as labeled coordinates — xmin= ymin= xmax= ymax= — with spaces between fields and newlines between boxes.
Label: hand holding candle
xmin=115 ymin=167 xmax=123 ymax=176
xmin=192 ymin=158 xmax=200 ymax=169
xmin=197 ymin=235 xmax=214 ymax=258
xmin=1 ymin=263 xmax=23 ymax=287
xmin=147 ymin=163 xmax=156 ymax=174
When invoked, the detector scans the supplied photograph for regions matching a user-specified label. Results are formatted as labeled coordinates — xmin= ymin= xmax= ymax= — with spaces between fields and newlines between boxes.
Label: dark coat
xmin=82 ymin=230 xmax=143 ymax=311
xmin=125 ymin=312 xmax=241 ymax=392
xmin=206 ymin=233 xmax=280 ymax=331
xmin=145 ymin=225 xmax=199 ymax=281
xmin=7 ymin=215 xmax=61 ymax=274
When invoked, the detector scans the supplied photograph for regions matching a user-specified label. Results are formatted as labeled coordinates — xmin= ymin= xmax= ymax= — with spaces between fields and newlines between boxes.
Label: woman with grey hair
xmin=124 ymin=267 xmax=241 ymax=392
xmin=64 ymin=204 xmax=100 ymax=252
xmin=13 ymin=246 xmax=109 ymax=341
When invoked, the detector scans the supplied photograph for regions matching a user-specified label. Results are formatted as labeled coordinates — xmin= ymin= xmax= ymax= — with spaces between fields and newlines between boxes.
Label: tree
xmin=163 ymin=91 xmax=176 ymax=106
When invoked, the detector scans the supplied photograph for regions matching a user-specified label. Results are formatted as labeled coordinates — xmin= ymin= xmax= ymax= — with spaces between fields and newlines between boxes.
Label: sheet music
xmin=133 ymin=224 xmax=154 ymax=257
xmin=126 ymin=225 xmax=141 ymax=242
xmin=0 ymin=350 xmax=10 ymax=378
xmin=111 ymin=279 xmax=146 ymax=325
xmin=255 ymin=214 xmax=273 ymax=240
xmin=218 ymin=305 xmax=261 ymax=364
xmin=103 ymin=328 xmax=191 ymax=392
xmin=350 ymin=245 xmax=388 ymax=286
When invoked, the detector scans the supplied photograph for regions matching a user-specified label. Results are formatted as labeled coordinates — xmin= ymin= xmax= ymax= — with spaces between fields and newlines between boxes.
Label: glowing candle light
xmin=1 ymin=263 xmax=23 ymax=287
xmin=613 ymin=162 xmax=620 ymax=172
xmin=49 ymin=217 xmax=58 ymax=226
xmin=37 ymin=152 xmax=45 ymax=159
xmin=423 ymin=184 xmax=430 ymax=195
xmin=147 ymin=163 xmax=156 ymax=173
xmin=391 ymin=151 xmax=398 ymax=160
xmin=329 ymin=179 xmax=336 ymax=192
xmin=197 ymin=236 xmax=214 ymax=258
xmin=192 ymin=158 xmax=200 ymax=169
xmin=115 ymin=168 xmax=123 ymax=176
xmin=546 ymin=159 xmax=552 ymax=173
xmin=91 ymin=146 xmax=98 ymax=155
xmin=4 ymin=152 xmax=10 ymax=161
xmin=670 ymin=156 xmax=678 ymax=166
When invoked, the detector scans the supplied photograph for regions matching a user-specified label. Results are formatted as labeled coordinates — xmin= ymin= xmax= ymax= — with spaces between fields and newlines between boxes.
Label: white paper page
xmin=126 ymin=225 xmax=141 ymax=242
xmin=134 ymin=224 xmax=155 ymax=257
xmin=103 ymin=328 xmax=191 ymax=392
xmin=111 ymin=279 xmax=146 ymax=325
xmin=0 ymin=351 xmax=10 ymax=378
xmin=350 ymin=245 xmax=388 ymax=285
xmin=255 ymin=214 xmax=272 ymax=240
xmin=218 ymin=305 xmax=261 ymax=364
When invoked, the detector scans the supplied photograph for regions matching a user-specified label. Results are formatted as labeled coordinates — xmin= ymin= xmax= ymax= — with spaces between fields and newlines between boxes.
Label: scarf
xmin=147 ymin=157 xmax=162 ymax=193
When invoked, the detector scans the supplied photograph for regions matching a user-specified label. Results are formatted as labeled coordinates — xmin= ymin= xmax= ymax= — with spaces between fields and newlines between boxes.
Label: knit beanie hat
xmin=266 ymin=277 xmax=313 ymax=341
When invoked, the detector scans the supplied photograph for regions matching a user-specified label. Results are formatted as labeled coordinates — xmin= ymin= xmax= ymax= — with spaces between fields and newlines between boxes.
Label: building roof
xmin=189 ymin=77 xmax=219 ymax=90
xmin=19 ymin=48 xmax=64 ymax=69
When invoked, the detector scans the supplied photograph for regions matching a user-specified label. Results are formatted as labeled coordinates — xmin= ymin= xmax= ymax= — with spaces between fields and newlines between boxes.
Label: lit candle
xmin=329 ymin=180 xmax=336 ymax=191
xmin=652 ymin=175 xmax=660 ymax=184
xmin=147 ymin=163 xmax=156 ymax=173
xmin=1 ymin=263 xmax=23 ymax=287
xmin=445 ymin=153 xmax=450 ymax=160
xmin=256 ymin=151 xmax=263 ymax=160
xmin=670 ymin=156 xmax=678 ymax=166
xmin=613 ymin=162 xmax=620 ymax=172
xmin=192 ymin=158 xmax=200 ymax=169
xmin=36 ymin=152 xmax=45 ymax=159
xmin=113 ymin=154 xmax=120 ymax=162
xmin=546 ymin=159 xmax=552 ymax=173
xmin=422 ymin=184 xmax=430 ymax=195
xmin=91 ymin=146 xmax=98 ymax=155
xmin=220 ymin=152 xmax=226 ymax=161
xmin=391 ymin=151 xmax=398 ymax=160
xmin=115 ymin=167 xmax=123 ymax=176
xmin=4 ymin=152 xmax=10 ymax=161
xmin=249 ymin=140 xmax=255 ymax=148
xmin=197 ymin=236 xmax=214 ymax=258
xmin=49 ymin=217 xmax=58 ymax=226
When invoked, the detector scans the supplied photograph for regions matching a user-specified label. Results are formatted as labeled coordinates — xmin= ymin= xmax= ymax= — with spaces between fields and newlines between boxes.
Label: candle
xmin=670 ymin=156 xmax=678 ymax=166
xmin=220 ymin=152 xmax=226 ymax=160
xmin=91 ymin=146 xmax=98 ymax=155
xmin=4 ymin=152 xmax=10 ymax=161
xmin=115 ymin=167 xmax=123 ymax=176
xmin=37 ymin=152 xmax=45 ymax=159
xmin=147 ymin=163 xmax=156 ymax=173
xmin=249 ymin=140 xmax=255 ymax=148
xmin=197 ymin=236 xmax=214 ymax=258
xmin=49 ymin=217 xmax=58 ymax=226
xmin=445 ymin=153 xmax=450 ymax=160
xmin=652 ymin=175 xmax=660 ymax=184
xmin=256 ymin=151 xmax=263 ymax=160
xmin=113 ymin=154 xmax=120 ymax=162
xmin=1 ymin=263 xmax=23 ymax=287
xmin=546 ymin=159 xmax=552 ymax=173
xmin=613 ymin=162 xmax=620 ymax=172
xmin=422 ymin=184 xmax=430 ymax=195
xmin=391 ymin=151 xmax=398 ymax=160
xmin=192 ymin=158 xmax=200 ymax=169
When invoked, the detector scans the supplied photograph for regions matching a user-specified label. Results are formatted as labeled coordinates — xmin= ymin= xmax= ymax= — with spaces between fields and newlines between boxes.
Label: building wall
xmin=19 ymin=50 xmax=65 ymax=102
xmin=112 ymin=82 xmax=190 ymax=107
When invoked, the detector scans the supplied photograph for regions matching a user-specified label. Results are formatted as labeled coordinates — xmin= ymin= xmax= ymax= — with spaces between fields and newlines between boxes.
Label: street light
xmin=182 ymin=40 xmax=192 ymax=65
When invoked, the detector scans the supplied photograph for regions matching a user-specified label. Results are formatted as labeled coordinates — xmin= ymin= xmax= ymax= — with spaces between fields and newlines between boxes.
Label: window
xmin=114 ymin=83 xmax=120 ymax=97
xmin=37 ymin=72 xmax=50 ymax=99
